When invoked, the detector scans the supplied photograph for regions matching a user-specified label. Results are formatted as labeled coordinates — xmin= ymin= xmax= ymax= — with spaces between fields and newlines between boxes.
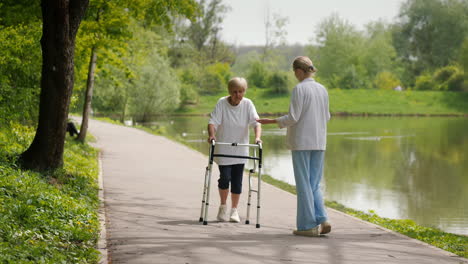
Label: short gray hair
xmin=228 ymin=77 xmax=248 ymax=91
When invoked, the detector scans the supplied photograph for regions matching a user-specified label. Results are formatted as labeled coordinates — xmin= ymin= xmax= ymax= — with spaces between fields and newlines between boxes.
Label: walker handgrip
xmin=214 ymin=142 xmax=260 ymax=148
xmin=257 ymin=142 xmax=263 ymax=150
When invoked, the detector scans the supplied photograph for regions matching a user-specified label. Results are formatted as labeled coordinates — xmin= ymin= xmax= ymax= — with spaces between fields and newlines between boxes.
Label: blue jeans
xmin=292 ymin=150 xmax=327 ymax=230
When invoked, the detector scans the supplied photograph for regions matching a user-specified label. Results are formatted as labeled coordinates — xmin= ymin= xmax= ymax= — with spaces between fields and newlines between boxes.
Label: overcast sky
xmin=220 ymin=0 xmax=406 ymax=46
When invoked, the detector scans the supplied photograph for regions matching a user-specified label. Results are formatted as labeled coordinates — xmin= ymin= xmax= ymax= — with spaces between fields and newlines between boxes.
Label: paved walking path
xmin=87 ymin=119 xmax=466 ymax=264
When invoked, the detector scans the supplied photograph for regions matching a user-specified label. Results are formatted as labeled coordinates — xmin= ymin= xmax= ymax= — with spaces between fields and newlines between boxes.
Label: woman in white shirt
xmin=257 ymin=56 xmax=331 ymax=237
xmin=208 ymin=77 xmax=262 ymax=223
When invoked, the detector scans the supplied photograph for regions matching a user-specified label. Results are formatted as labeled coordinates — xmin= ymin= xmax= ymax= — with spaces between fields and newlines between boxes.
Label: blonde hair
xmin=293 ymin=56 xmax=317 ymax=73
xmin=228 ymin=77 xmax=248 ymax=91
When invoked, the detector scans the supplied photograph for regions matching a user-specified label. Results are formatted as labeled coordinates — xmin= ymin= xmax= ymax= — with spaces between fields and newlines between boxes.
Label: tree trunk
xmin=20 ymin=0 xmax=89 ymax=171
xmin=78 ymin=45 xmax=98 ymax=142
xmin=120 ymin=94 xmax=128 ymax=123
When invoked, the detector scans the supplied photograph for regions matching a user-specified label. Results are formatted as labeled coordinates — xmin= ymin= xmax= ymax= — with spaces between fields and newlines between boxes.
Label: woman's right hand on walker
xmin=207 ymin=136 xmax=216 ymax=143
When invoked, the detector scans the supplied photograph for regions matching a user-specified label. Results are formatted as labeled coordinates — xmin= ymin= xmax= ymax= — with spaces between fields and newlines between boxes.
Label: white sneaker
xmin=217 ymin=205 xmax=228 ymax=222
xmin=229 ymin=208 xmax=241 ymax=223
xmin=293 ymin=225 xmax=322 ymax=237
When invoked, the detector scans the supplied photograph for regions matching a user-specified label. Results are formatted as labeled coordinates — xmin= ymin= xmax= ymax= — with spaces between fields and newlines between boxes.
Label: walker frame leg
xmin=245 ymin=169 xmax=254 ymax=224
xmin=199 ymin=166 xmax=210 ymax=222
xmin=203 ymin=163 xmax=213 ymax=225
xmin=256 ymin=168 xmax=262 ymax=228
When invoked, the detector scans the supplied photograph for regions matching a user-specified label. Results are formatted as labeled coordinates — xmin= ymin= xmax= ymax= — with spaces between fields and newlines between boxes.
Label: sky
xmin=220 ymin=0 xmax=407 ymax=46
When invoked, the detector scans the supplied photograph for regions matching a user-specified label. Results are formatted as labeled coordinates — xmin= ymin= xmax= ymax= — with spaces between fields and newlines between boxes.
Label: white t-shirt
xmin=208 ymin=96 xmax=260 ymax=165
xmin=276 ymin=78 xmax=330 ymax=150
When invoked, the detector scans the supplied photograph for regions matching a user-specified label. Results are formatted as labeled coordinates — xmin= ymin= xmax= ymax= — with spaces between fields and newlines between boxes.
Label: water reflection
xmin=141 ymin=116 xmax=468 ymax=235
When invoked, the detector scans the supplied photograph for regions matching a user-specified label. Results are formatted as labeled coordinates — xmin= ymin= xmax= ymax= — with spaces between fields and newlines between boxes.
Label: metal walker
xmin=199 ymin=140 xmax=263 ymax=228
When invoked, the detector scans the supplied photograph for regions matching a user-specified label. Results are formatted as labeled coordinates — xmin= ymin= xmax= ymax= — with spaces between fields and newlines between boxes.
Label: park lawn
xmin=0 ymin=123 xmax=100 ymax=263
xmin=176 ymin=88 xmax=468 ymax=116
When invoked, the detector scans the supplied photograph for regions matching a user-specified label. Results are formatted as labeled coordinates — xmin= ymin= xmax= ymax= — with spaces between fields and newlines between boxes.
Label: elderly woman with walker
xmin=206 ymin=77 xmax=262 ymax=224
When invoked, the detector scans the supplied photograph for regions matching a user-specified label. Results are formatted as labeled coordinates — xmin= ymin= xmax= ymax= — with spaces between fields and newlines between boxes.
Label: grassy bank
xmin=0 ymin=123 xmax=100 ymax=263
xmin=176 ymin=89 xmax=468 ymax=116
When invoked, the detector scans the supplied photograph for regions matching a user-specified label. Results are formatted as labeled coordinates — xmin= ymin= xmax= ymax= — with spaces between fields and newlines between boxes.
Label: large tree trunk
xmin=78 ymin=45 xmax=97 ymax=142
xmin=20 ymin=0 xmax=89 ymax=171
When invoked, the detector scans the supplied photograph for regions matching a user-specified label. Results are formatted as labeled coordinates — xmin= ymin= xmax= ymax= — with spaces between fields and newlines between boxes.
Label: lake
xmin=140 ymin=115 xmax=468 ymax=235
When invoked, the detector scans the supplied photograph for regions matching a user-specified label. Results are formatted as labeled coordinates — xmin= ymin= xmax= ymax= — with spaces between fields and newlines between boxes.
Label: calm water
xmin=141 ymin=116 xmax=468 ymax=235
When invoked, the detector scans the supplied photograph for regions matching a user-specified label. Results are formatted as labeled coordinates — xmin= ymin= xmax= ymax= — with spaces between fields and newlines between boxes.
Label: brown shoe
xmin=293 ymin=226 xmax=321 ymax=237
xmin=320 ymin=221 xmax=331 ymax=234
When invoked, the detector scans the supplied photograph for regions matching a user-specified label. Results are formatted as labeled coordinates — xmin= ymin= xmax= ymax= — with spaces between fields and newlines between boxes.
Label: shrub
xmin=414 ymin=74 xmax=435 ymax=90
xmin=201 ymin=62 xmax=232 ymax=94
xmin=434 ymin=65 xmax=458 ymax=84
xmin=267 ymin=72 xmax=290 ymax=94
xmin=247 ymin=61 xmax=269 ymax=88
xmin=446 ymin=71 xmax=464 ymax=91
xmin=373 ymin=71 xmax=401 ymax=90
xmin=433 ymin=65 xmax=464 ymax=91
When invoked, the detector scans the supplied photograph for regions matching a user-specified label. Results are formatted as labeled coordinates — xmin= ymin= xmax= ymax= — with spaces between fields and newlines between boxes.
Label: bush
xmin=433 ymin=65 xmax=464 ymax=91
xmin=373 ymin=71 xmax=401 ymax=90
xmin=267 ymin=72 xmax=290 ymax=94
xmin=414 ymin=74 xmax=435 ymax=90
xmin=179 ymin=83 xmax=199 ymax=105
xmin=446 ymin=71 xmax=464 ymax=91
xmin=434 ymin=65 xmax=457 ymax=83
xmin=247 ymin=61 xmax=269 ymax=88
xmin=200 ymin=63 xmax=232 ymax=95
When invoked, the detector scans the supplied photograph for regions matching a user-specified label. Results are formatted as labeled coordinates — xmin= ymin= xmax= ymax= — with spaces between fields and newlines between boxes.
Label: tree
xmin=309 ymin=14 xmax=367 ymax=89
xmin=76 ymin=0 xmax=199 ymax=142
xmin=0 ymin=24 xmax=42 ymax=124
xmin=128 ymin=54 xmax=181 ymax=122
xmin=363 ymin=21 xmax=400 ymax=80
xmin=393 ymin=0 xmax=468 ymax=76
xmin=187 ymin=0 xmax=229 ymax=57
xmin=20 ymin=0 xmax=89 ymax=170
xmin=263 ymin=9 xmax=289 ymax=62
xmin=168 ymin=0 xmax=233 ymax=104
xmin=0 ymin=1 xmax=42 ymax=125
xmin=76 ymin=0 xmax=132 ymax=142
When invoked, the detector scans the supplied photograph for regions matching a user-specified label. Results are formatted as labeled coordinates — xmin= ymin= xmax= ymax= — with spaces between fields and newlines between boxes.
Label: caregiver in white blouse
xmin=257 ymin=56 xmax=331 ymax=237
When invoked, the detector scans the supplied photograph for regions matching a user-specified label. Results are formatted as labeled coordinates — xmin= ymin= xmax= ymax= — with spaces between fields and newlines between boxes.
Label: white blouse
xmin=276 ymin=78 xmax=330 ymax=150
xmin=209 ymin=97 xmax=260 ymax=165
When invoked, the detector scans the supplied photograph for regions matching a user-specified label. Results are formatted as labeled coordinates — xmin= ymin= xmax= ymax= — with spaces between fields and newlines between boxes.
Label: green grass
xmin=0 ymin=123 xmax=100 ymax=263
xmin=176 ymin=88 xmax=468 ymax=116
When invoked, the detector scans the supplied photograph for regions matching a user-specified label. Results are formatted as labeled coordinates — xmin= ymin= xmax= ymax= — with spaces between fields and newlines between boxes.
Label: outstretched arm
xmin=256 ymin=118 xmax=277 ymax=125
